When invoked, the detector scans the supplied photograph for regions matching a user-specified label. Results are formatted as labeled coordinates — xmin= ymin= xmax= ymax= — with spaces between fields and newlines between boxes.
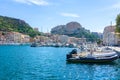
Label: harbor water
xmin=0 ymin=45 xmax=120 ymax=80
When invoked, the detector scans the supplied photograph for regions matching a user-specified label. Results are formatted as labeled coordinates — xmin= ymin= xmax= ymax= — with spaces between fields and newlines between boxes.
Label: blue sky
xmin=0 ymin=0 xmax=120 ymax=33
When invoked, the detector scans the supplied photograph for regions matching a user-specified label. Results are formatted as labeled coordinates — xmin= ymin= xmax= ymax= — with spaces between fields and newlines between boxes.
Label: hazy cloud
xmin=111 ymin=2 xmax=120 ymax=9
xmin=60 ymin=13 xmax=80 ymax=18
xmin=98 ymin=1 xmax=120 ymax=12
xmin=14 ymin=0 xmax=49 ymax=6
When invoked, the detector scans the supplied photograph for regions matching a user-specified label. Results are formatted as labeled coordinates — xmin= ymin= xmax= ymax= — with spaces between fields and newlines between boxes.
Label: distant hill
xmin=0 ymin=15 xmax=41 ymax=37
xmin=51 ymin=21 xmax=101 ymax=41
xmin=92 ymin=32 xmax=103 ymax=39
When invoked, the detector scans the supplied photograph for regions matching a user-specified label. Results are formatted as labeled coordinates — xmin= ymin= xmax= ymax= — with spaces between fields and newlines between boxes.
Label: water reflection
xmin=66 ymin=60 xmax=120 ymax=80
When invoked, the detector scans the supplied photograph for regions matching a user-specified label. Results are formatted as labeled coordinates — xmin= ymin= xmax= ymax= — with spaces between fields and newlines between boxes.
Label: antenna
xmin=110 ymin=21 xmax=112 ymax=26
xmin=47 ymin=28 xmax=49 ymax=33
xmin=41 ymin=27 xmax=43 ymax=32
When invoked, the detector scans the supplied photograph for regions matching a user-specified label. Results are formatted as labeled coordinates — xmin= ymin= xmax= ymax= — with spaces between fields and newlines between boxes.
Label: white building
xmin=57 ymin=35 xmax=69 ymax=43
xmin=103 ymin=25 xmax=120 ymax=46
xmin=5 ymin=32 xmax=30 ymax=43
xmin=21 ymin=34 xmax=30 ymax=43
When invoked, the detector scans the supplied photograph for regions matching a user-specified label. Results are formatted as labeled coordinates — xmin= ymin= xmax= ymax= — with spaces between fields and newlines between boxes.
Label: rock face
xmin=51 ymin=25 xmax=66 ymax=35
xmin=51 ymin=21 xmax=85 ymax=36
xmin=65 ymin=22 xmax=82 ymax=34
xmin=51 ymin=21 xmax=102 ymax=41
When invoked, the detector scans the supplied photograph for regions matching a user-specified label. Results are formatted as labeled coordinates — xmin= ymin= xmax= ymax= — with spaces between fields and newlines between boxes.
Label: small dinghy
xmin=66 ymin=48 xmax=119 ymax=63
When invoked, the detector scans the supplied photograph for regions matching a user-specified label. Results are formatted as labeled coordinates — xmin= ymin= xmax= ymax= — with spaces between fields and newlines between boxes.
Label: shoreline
xmin=0 ymin=43 xmax=31 ymax=46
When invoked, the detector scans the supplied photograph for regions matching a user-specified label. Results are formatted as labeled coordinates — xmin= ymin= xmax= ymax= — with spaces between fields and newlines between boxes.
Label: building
xmin=34 ymin=28 xmax=39 ymax=32
xmin=5 ymin=32 xmax=30 ymax=43
xmin=57 ymin=35 xmax=69 ymax=44
xmin=103 ymin=25 xmax=120 ymax=46
xmin=68 ymin=37 xmax=86 ymax=45
xmin=21 ymin=34 xmax=30 ymax=43
xmin=0 ymin=32 xmax=6 ymax=44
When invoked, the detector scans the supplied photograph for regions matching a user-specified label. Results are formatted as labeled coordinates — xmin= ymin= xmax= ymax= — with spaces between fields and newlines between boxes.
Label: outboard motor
xmin=70 ymin=49 xmax=77 ymax=54
xmin=66 ymin=54 xmax=72 ymax=59
xmin=66 ymin=49 xmax=77 ymax=59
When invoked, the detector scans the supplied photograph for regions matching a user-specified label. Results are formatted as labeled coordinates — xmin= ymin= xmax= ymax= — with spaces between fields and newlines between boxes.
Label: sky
xmin=0 ymin=0 xmax=120 ymax=33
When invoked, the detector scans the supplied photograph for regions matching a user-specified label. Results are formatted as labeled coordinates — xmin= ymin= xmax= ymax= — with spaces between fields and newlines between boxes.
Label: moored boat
xmin=31 ymin=42 xmax=40 ymax=47
xmin=66 ymin=48 xmax=119 ymax=63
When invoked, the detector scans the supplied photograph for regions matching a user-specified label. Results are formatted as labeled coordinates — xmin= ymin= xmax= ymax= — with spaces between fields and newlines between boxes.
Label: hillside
xmin=51 ymin=22 xmax=100 ymax=41
xmin=0 ymin=16 xmax=40 ymax=37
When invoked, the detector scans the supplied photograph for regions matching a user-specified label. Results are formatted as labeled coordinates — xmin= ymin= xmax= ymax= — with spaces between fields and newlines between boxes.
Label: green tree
xmin=0 ymin=15 xmax=41 ymax=37
xmin=116 ymin=14 xmax=120 ymax=33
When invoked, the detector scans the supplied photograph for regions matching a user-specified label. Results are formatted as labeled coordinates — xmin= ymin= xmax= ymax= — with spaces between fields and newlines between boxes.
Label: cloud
xmin=111 ymin=2 xmax=120 ymax=9
xmin=14 ymin=0 xmax=49 ymax=6
xmin=99 ymin=2 xmax=120 ymax=12
xmin=60 ymin=12 xmax=80 ymax=18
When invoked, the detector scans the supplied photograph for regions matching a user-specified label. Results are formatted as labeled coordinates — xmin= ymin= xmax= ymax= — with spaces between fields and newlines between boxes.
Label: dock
xmin=109 ymin=46 xmax=120 ymax=58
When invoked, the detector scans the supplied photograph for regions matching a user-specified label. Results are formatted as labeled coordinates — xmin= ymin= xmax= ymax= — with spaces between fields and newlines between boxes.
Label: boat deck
xmin=72 ymin=50 xmax=116 ymax=58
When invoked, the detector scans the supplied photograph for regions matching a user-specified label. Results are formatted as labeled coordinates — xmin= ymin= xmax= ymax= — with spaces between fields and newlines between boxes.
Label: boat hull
xmin=66 ymin=54 xmax=118 ymax=63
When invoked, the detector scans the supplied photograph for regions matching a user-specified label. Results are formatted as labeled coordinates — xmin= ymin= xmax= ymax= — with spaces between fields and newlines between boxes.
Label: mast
xmin=110 ymin=21 xmax=112 ymax=26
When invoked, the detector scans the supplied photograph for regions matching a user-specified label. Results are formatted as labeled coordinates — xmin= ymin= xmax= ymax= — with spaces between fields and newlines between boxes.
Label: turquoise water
xmin=0 ymin=45 xmax=120 ymax=80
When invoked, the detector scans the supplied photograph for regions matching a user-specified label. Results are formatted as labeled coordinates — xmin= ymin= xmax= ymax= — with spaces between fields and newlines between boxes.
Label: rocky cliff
xmin=51 ymin=22 xmax=84 ymax=35
xmin=0 ymin=15 xmax=41 ymax=37
xmin=51 ymin=21 xmax=98 ymax=41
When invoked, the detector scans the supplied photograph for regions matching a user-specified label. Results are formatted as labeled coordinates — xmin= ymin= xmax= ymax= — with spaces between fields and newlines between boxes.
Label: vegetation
xmin=51 ymin=24 xmax=100 ymax=42
xmin=0 ymin=16 xmax=41 ymax=37
xmin=68 ymin=29 xmax=99 ymax=42
xmin=116 ymin=14 xmax=120 ymax=32
xmin=97 ymin=39 xmax=103 ymax=45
